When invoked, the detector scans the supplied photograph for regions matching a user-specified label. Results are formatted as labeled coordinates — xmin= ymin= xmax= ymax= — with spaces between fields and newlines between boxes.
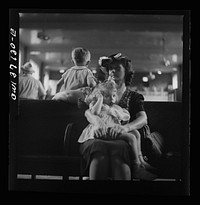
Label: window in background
xmin=19 ymin=50 xmax=21 ymax=74
xmin=172 ymin=73 xmax=178 ymax=89
xmin=43 ymin=70 xmax=49 ymax=91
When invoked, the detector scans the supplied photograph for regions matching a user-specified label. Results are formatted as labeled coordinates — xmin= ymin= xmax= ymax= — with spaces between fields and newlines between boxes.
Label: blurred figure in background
xmin=52 ymin=47 xmax=96 ymax=103
xmin=45 ymin=86 xmax=54 ymax=100
xmin=19 ymin=62 xmax=46 ymax=100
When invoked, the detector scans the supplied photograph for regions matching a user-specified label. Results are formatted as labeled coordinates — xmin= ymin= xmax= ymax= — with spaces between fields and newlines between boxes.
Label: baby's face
xmin=102 ymin=90 xmax=117 ymax=105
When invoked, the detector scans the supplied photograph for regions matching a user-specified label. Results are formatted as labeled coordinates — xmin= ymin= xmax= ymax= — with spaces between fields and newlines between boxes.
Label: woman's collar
xmin=117 ymin=83 xmax=126 ymax=99
xmin=117 ymin=82 xmax=126 ymax=92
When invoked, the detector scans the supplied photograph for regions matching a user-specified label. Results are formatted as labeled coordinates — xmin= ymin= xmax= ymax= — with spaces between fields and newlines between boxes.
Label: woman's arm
xmin=109 ymin=111 xmax=147 ymax=139
xmin=123 ymin=111 xmax=148 ymax=132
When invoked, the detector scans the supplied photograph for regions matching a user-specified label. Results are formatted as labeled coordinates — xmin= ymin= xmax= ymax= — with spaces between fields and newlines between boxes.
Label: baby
xmin=78 ymin=80 xmax=130 ymax=142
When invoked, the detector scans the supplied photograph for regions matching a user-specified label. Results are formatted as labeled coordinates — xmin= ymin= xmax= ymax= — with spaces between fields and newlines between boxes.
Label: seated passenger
xmin=19 ymin=62 xmax=46 ymax=100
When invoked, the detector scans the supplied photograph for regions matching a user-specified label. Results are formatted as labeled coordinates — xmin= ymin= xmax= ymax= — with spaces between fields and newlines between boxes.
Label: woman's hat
xmin=21 ymin=62 xmax=35 ymax=73
xmin=99 ymin=53 xmax=131 ymax=73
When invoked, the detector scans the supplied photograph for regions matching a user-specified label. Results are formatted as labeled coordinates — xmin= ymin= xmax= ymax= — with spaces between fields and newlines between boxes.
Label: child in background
xmin=52 ymin=47 xmax=96 ymax=103
xmin=78 ymin=80 xmax=156 ymax=180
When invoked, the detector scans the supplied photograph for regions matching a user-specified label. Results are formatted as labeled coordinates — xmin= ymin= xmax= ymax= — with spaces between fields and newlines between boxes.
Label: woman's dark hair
xmin=99 ymin=53 xmax=134 ymax=86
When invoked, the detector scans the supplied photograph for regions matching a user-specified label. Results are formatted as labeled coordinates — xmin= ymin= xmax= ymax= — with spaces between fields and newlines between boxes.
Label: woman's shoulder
xmin=118 ymin=88 xmax=145 ymax=111
xmin=126 ymin=88 xmax=144 ymax=100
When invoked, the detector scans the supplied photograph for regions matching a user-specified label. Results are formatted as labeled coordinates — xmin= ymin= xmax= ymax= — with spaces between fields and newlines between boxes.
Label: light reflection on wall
xmin=43 ymin=70 xmax=49 ymax=91
xmin=172 ymin=73 xmax=178 ymax=89
xmin=48 ymin=80 xmax=57 ymax=95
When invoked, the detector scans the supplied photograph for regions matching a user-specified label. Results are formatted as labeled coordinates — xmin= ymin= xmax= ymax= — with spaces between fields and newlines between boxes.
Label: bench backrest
xmin=16 ymin=100 xmax=183 ymax=156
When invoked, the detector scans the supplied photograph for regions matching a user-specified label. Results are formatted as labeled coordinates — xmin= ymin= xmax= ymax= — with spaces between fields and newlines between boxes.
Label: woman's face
xmin=108 ymin=64 xmax=125 ymax=85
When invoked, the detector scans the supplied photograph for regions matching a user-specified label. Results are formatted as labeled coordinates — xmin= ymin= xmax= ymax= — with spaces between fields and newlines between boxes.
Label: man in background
xmin=19 ymin=62 xmax=46 ymax=100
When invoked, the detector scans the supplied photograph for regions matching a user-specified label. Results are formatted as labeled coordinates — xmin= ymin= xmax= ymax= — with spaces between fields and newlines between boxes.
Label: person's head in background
xmin=71 ymin=47 xmax=91 ymax=67
xmin=21 ymin=61 xmax=35 ymax=75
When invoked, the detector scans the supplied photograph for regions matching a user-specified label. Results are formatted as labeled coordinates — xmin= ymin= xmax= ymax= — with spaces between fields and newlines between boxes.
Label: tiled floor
xmin=17 ymin=174 xmax=179 ymax=181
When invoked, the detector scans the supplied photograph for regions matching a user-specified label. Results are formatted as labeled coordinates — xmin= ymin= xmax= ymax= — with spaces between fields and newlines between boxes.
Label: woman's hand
xmin=93 ymin=124 xmax=107 ymax=139
xmin=109 ymin=124 xmax=127 ymax=139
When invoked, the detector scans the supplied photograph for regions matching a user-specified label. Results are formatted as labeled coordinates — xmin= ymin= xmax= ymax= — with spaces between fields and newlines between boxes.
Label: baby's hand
xmin=95 ymin=91 xmax=103 ymax=99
